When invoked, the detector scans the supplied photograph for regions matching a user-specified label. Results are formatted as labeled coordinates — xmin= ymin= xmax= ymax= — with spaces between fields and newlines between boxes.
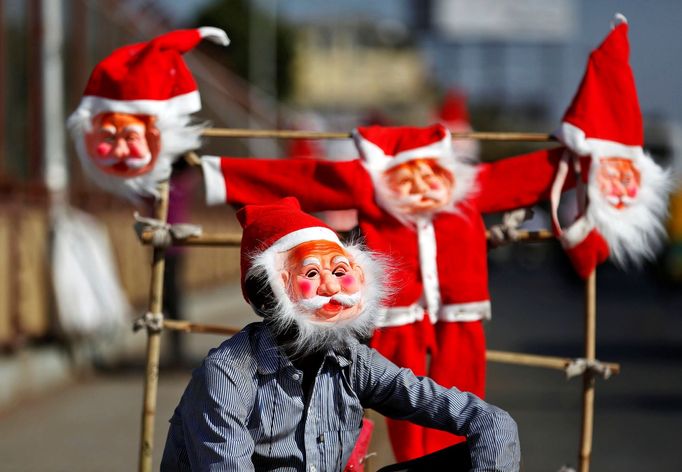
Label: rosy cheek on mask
xmin=626 ymin=183 xmax=638 ymax=198
xmin=96 ymin=143 xmax=112 ymax=157
xmin=297 ymin=278 xmax=315 ymax=298
xmin=340 ymin=274 xmax=358 ymax=291
xmin=127 ymin=142 xmax=145 ymax=158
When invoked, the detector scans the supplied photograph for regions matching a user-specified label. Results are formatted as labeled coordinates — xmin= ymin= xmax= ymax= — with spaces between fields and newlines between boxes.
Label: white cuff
xmin=201 ymin=155 xmax=227 ymax=206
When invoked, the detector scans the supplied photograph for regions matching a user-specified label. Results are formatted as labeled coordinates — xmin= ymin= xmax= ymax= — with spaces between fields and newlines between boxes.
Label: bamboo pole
xmin=579 ymin=270 xmax=597 ymax=472
xmin=159 ymin=319 xmax=620 ymax=374
xmin=137 ymin=228 xmax=555 ymax=247
xmin=201 ymin=127 xmax=556 ymax=142
xmin=163 ymin=319 xmax=241 ymax=336
xmin=138 ymin=181 xmax=170 ymax=472
xmin=486 ymin=349 xmax=618 ymax=375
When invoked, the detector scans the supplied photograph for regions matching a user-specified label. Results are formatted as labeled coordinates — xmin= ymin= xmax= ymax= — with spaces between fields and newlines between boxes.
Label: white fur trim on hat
xmin=72 ymin=90 xmax=201 ymax=121
xmin=353 ymin=129 xmax=452 ymax=173
xmin=554 ymin=122 xmax=645 ymax=160
xmin=270 ymin=226 xmax=341 ymax=253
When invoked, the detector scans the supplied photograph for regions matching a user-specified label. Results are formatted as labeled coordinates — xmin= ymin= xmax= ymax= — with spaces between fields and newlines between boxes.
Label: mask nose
xmin=317 ymin=271 xmax=340 ymax=296
xmin=112 ymin=138 xmax=130 ymax=159
xmin=411 ymin=174 xmax=429 ymax=194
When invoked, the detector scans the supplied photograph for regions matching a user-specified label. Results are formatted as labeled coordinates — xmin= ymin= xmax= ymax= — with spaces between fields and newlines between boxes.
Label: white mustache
xmin=297 ymin=292 xmax=362 ymax=310
xmin=396 ymin=189 xmax=446 ymax=206
xmin=606 ymin=194 xmax=636 ymax=206
xmin=94 ymin=153 xmax=152 ymax=169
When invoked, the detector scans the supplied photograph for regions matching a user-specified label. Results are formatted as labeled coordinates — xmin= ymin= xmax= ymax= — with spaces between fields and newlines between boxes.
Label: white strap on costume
xmin=550 ymin=151 xmax=595 ymax=249
xmin=416 ymin=217 xmax=441 ymax=321
xmin=375 ymin=304 xmax=426 ymax=328
xmin=375 ymin=300 xmax=491 ymax=328
xmin=439 ymin=300 xmax=491 ymax=322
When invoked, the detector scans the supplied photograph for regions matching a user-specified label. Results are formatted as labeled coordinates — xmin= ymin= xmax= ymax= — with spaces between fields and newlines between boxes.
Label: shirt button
xmin=292 ymin=373 xmax=301 ymax=381
xmin=310 ymin=466 xmax=317 ymax=472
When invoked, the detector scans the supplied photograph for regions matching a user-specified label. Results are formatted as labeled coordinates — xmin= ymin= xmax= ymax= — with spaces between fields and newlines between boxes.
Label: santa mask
xmin=279 ymin=240 xmax=366 ymax=323
xmin=67 ymin=27 xmax=229 ymax=200
xmin=382 ymin=158 xmax=455 ymax=215
xmin=595 ymin=157 xmax=641 ymax=210
xmin=239 ymin=198 xmax=385 ymax=355
xmin=84 ymin=112 xmax=160 ymax=178
xmin=354 ymin=124 xmax=476 ymax=226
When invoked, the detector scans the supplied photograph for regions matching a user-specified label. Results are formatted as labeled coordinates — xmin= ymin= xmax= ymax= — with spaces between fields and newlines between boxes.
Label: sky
xmin=159 ymin=0 xmax=682 ymax=125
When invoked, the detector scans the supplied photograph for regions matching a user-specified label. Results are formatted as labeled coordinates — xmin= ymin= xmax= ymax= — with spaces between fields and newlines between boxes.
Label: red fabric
xmin=344 ymin=418 xmax=375 ymax=471
xmin=425 ymin=320 xmax=486 ymax=454
xmin=82 ymin=29 xmax=202 ymax=104
xmin=370 ymin=318 xmax=435 ymax=461
xmin=562 ymin=21 xmax=643 ymax=146
xmin=235 ymin=197 xmax=336 ymax=302
xmin=212 ymin=144 xmax=576 ymax=456
xmin=474 ymin=147 xmax=581 ymax=213
xmin=438 ymin=89 xmax=470 ymax=125
xmin=355 ymin=124 xmax=448 ymax=158
xmin=563 ymin=228 xmax=610 ymax=279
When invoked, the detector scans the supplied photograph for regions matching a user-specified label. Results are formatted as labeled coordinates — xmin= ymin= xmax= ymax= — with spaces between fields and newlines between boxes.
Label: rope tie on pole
xmin=133 ymin=212 xmax=203 ymax=248
xmin=565 ymin=358 xmax=614 ymax=380
xmin=133 ymin=311 xmax=165 ymax=333
xmin=488 ymin=208 xmax=535 ymax=247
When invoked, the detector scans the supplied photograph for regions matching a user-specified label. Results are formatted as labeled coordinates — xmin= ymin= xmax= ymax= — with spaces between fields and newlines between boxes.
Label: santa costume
xmin=552 ymin=14 xmax=669 ymax=277
xmin=67 ymin=27 xmax=229 ymax=201
xmin=201 ymin=123 xmax=581 ymax=460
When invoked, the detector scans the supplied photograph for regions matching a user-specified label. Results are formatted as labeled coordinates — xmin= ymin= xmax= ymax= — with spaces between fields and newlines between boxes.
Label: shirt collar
xmin=253 ymin=323 xmax=354 ymax=374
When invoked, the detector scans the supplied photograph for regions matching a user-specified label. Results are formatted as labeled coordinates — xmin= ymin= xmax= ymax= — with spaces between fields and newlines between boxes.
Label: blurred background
xmin=0 ymin=1 xmax=681 ymax=471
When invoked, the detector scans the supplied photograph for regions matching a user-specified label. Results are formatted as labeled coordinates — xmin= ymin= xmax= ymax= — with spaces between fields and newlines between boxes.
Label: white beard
xmin=248 ymin=242 xmax=387 ymax=357
xmin=67 ymin=111 xmax=203 ymax=202
xmin=587 ymin=152 xmax=671 ymax=267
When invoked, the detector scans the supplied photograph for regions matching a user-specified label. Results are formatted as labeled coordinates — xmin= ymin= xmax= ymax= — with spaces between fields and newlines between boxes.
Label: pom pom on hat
xmin=72 ymin=27 xmax=229 ymax=119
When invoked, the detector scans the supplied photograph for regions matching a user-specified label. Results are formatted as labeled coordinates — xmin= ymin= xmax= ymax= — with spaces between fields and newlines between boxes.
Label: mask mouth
xmin=605 ymin=193 xmax=636 ymax=208
xmin=297 ymin=292 xmax=362 ymax=311
xmin=93 ymin=153 xmax=152 ymax=170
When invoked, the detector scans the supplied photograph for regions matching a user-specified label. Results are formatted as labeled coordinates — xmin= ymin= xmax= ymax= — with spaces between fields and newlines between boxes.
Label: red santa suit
xmin=202 ymin=124 xmax=580 ymax=460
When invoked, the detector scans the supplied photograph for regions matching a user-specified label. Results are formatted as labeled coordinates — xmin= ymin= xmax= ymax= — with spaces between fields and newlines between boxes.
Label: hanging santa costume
xmin=437 ymin=88 xmax=480 ymax=161
xmin=67 ymin=27 xmax=229 ymax=201
xmin=201 ymin=125 xmax=581 ymax=460
xmin=552 ymin=14 xmax=669 ymax=276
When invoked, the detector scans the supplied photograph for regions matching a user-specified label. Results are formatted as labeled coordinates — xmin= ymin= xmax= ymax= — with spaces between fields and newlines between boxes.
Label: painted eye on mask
xmin=304 ymin=269 xmax=319 ymax=278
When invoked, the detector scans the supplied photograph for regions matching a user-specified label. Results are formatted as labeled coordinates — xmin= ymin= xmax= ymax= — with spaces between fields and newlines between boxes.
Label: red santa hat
xmin=555 ymin=13 xmax=641 ymax=157
xmin=352 ymin=124 xmax=452 ymax=173
xmin=351 ymin=124 xmax=477 ymax=224
xmin=237 ymin=197 xmax=342 ymax=303
xmin=438 ymin=89 xmax=471 ymax=129
xmin=553 ymin=13 xmax=669 ymax=267
xmin=437 ymin=89 xmax=480 ymax=160
xmin=71 ymin=27 xmax=229 ymax=120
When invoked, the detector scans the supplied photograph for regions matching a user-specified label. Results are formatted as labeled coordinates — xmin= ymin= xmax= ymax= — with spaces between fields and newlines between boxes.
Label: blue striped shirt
xmin=161 ymin=323 xmax=520 ymax=471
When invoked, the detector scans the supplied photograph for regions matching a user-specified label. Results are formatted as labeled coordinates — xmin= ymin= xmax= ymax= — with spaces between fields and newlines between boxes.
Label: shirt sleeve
xmin=202 ymin=156 xmax=373 ymax=212
xmin=354 ymin=345 xmax=520 ymax=472
xmin=178 ymin=359 xmax=257 ymax=471
xmin=474 ymin=146 xmax=588 ymax=214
